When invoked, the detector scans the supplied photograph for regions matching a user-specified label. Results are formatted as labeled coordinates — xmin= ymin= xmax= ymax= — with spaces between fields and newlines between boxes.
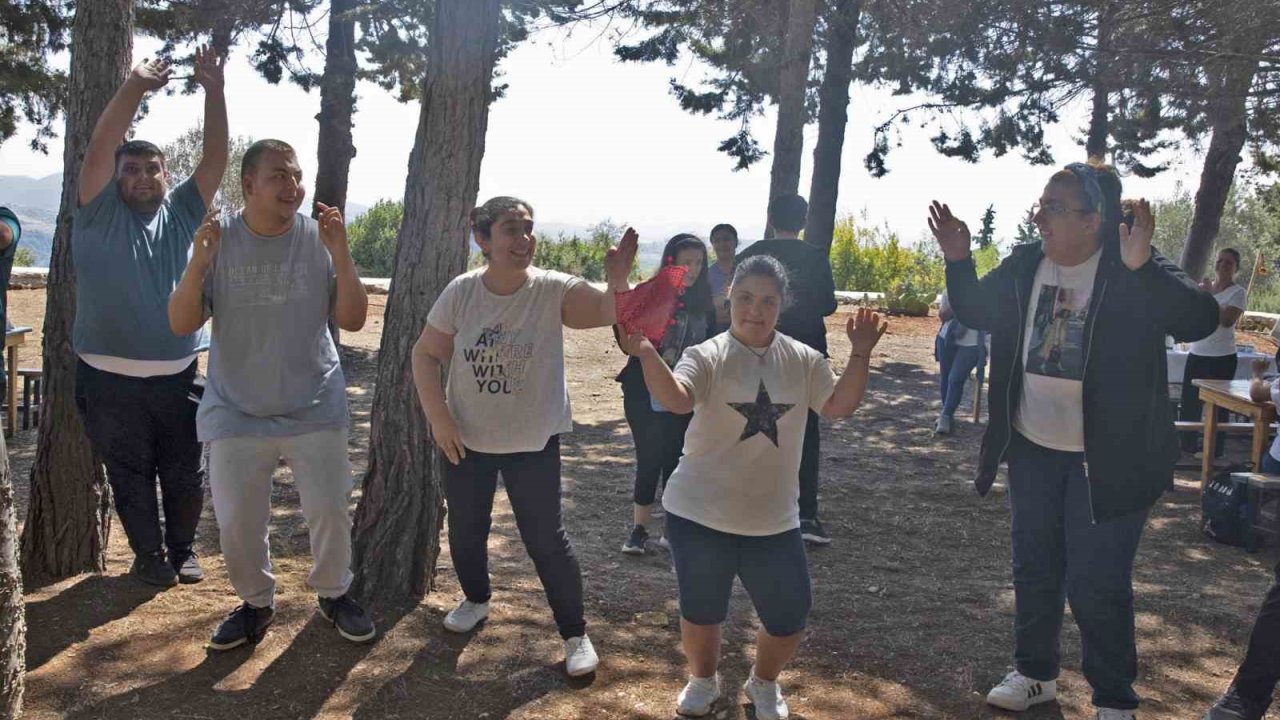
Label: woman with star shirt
xmin=617 ymin=255 xmax=887 ymax=720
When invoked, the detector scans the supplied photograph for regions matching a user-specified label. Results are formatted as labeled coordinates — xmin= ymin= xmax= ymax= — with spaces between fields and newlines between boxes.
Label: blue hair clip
xmin=1064 ymin=163 xmax=1104 ymax=213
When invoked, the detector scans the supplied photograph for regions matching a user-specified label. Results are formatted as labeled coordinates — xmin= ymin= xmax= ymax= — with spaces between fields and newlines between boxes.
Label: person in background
xmin=735 ymin=195 xmax=839 ymax=546
xmin=931 ymin=160 xmax=1217 ymax=720
xmin=707 ymin=223 xmax=738 ymax=333
xmin=72 ymin=48 xmax=227 ymax=588
xmin=0 ymin=207 xmax=22 ymax=343
xmin=1179 ymin=248 xmax=1246 ymax=458
xmin=618 ymin=233 xmax=715 ymax=555
xmin=934 ymin=289 xmax=986 ymax=435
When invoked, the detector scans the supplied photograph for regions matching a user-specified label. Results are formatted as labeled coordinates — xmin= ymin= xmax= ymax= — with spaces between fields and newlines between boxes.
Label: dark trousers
xmin=621 ymin=379 xmax=691 ymax=505
xmin=937 ymin=336 xmax=981 ymax=419
xmin=1180 ymin=352 xmax=1238 ymax=455
xmin=444 ymin=435 xmax=586 ymax=639
xmin=75 ymin=359 xmax=204 ymax=558
xmin=1231 ymin=560 xmax=1280 ymax=707
xmin=798 ymin=411 xmax=821 ymax=521
xmin=1006 ymin=432 xmax=1149 ymax=711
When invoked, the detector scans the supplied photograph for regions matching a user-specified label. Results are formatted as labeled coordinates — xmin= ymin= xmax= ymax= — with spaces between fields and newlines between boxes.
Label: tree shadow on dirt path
xmin=26 ymin=573 xmax=169 ymax=671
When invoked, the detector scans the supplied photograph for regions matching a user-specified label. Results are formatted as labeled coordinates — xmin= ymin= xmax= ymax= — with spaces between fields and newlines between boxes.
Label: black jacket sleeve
xmin=944 ymin=251 xmax=1019 ymax=332
xmin=1132 ymin=250 xmax=1219 ymax=342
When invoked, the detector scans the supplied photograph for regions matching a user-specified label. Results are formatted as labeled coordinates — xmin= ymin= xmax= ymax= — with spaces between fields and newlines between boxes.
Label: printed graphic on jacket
xmin=1026 ymin=285 xmax=1089 ymax=380
xmin=463 ymin=323 xmax=533 ymax=395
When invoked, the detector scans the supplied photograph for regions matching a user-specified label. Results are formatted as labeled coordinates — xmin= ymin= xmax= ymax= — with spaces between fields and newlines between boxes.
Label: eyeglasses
xmin=1032 ymin=201 xmax=1094 ymax=218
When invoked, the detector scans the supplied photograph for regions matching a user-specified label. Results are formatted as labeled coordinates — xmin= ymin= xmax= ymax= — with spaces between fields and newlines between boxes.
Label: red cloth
xmin=615 ymin=264 xmax=687 ymax=345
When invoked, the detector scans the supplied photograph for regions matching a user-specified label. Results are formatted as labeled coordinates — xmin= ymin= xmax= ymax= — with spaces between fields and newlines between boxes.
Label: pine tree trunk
xmin=764 ymin=0 xmax=818 ymax=236
xmin=0 ymin=430 xmax=24 ymax=720
xmin=349 ymin=0 xmax=501 ymax=606
xmin=1084 ymin=4 xmax=1115 ymax=162
xmin=312 ymin=0 xmax=358 ymax=216
xmin=19 ymin=0 xmax=127 ymax=584
xmin=1179 ymin=54 xmax=1260 ymax=280
xmin=804 ymin=0 xmax=860 ymax=251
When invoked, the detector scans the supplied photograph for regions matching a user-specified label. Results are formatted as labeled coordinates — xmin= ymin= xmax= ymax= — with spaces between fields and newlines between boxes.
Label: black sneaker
xmin=800 ymin=518 xmax=832 ymax=546
xmin=318 ymin=594 xmax=376 ymax=643
xmin=209 ymin=603 xmax=275 ymax=650
xmin=621 ymin=524 xmax=649 ymax=555
xmin=131 ymin=552 xmax=178 ymax=587
xmin=1205 ymin=685 xmax=1271 ymax=720
xmin=169 ymin=550 xmax=205 ymax=584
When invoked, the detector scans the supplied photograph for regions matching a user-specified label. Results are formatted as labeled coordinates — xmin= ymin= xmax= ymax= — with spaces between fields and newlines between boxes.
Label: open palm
xmin=928 ymin=201 xmax=971 ymax=262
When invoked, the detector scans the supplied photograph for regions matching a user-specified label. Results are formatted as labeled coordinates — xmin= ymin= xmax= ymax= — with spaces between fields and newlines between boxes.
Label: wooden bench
xmin=1231 ymin=473 xmax=1280 ymax=552
xmin=1174 ymin=420 xmax=1265 ymax=435
xmin=17 ymin=368 xmax=40 ymax=431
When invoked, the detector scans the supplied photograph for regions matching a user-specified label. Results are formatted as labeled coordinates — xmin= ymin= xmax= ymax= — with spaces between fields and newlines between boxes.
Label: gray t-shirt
xmin=196 ymin=213 xmax=346 ymax=442
xmin=427 ymin=267 xmax=584 ymax=454
xmin=72 ymin=178 xmax=209 ymax=359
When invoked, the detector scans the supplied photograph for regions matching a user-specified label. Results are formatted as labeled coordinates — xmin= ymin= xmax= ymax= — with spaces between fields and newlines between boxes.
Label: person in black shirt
xmin=736 ymin=195 xmax=838 ymax=545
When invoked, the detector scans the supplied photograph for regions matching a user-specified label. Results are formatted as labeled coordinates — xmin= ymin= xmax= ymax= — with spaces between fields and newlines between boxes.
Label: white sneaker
xmin=657 ymin=534 xmax=671 ymax=550
xmin=564 ymin=635 xmax=599 ymax=677
xmin=676 ymin=673 xmax=721 ymax=717
xmin=986 ymin=670 xmax=1057 ymax=711
xmin=442 ymin=599 xmax=489 ymax=633
xmin=935 ymin=415 xmax=953 ymax=435
xmin=744 ymin=671 xmax=789 ymax=720
xmin=1095 ymin=709 xmax=1136 ymax=720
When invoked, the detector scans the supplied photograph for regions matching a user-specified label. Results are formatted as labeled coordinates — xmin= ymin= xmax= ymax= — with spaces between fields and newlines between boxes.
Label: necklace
xmin=744 ymin=343 xmax=769 ymax=363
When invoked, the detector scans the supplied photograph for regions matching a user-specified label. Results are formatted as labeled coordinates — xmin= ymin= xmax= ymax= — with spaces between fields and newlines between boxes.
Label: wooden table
xmin=1194 ymin=379 xmax=1277 ymax=489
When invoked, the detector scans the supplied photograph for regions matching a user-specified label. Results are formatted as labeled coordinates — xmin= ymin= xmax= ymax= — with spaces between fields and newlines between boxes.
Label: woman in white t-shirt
xmin=1179 ymin=248 xmax=1247 ymax=455
xmin=411 ymin=196 xmax=637 ymax=678
xmin=618 ymin=255 xmax=887 ymax=720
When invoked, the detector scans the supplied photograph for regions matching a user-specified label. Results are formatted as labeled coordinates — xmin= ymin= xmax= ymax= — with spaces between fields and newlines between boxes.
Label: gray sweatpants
xmin=208 ymin=428 xmax=354 ymax=608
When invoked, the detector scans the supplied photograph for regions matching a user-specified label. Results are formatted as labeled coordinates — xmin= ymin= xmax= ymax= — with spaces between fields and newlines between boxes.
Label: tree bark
xmin=1179 ymin=53 xmax=1260 ymax=280
xmin=349 ymin=0 xmax=500 ymax=606
xmin=19 ymin=0 xmax=126 ymax=584
xmin=764 ymin=0 xmax=818 ymax=236
xmin=312 ymin=0 xmax=358 ymax=217
xmin=804 ymin=0 xmax=860 ymax=251
xmin=0 ymin=430 xmax=24 ymax=718
xmin=1084 ymin=3 xmax=1115 ymax=161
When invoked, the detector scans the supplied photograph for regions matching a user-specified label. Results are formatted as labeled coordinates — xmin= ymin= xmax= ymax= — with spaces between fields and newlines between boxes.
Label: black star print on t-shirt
xmin=728 ymin=380 xmax=795 ymax=447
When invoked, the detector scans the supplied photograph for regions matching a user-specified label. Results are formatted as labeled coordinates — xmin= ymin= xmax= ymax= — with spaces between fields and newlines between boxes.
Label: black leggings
xmin=621 ymin=378 xmax=692 ymax=506
xmin=1179 ymin=352 xmax=1237 ymax=454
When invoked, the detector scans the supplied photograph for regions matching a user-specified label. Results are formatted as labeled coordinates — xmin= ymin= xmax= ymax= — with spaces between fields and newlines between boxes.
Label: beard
xmin=118 ymin=179 xmax=166 ymax=215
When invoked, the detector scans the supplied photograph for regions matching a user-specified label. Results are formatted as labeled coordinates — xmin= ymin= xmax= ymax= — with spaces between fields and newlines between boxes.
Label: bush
xmin=829 ymin=214 xmax=944 ymax=314
xmin=13 ymin=247 xmax=34 ymax=267
xmin=468 ymin=220 xmax=643 ymax=281
xmin=347 ymin=199 xmax=403 ymax=277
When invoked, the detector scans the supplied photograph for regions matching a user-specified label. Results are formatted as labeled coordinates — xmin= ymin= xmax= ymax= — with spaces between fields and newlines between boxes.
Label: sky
xmin=0 ymin=17 xmax=1213 ymax=246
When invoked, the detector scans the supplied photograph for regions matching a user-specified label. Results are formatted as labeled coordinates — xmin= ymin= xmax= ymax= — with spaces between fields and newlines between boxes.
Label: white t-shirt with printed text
xmin=427 ymin=267 xmax=584 ymax=454
xmin=1013 ymin=250 xmax=1102 ymax=452
xmin=661 ymin=331 xmax=836 ymax=536
xmin=1189 ymin=284 xmax=1246 ymax=357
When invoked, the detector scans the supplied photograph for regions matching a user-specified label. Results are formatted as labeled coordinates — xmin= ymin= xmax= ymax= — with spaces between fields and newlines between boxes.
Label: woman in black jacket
xmin=929 ymin=162 xmax=1218 ymax=720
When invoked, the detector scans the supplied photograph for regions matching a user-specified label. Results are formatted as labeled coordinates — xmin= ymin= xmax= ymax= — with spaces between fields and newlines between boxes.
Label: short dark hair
xmin=241 ymin=139 xmax=298 ymax=179
xmin=470 ymin=196 xmax=534 ymax=237
xmin=710 ymin=223 xmax=739 ymax=243
xmin=731 ymin=254 xmax=790 ymax=307
xmin=767 ymin=194 xmax=807 ymax=234
xmin=1220 ymin=247 xmax=1242 ymax=266
xmin=114 ymin=140 xmax=165 ymax=166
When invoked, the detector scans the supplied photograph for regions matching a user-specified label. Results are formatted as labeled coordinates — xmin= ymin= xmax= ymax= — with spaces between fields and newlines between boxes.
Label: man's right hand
xmin=129 ymin=58 xmax=173 ymax=92
xmin=192 ymin=208 xmax=221 ymax=268
xmin=928 ymin=200 xmax=972 ymax=262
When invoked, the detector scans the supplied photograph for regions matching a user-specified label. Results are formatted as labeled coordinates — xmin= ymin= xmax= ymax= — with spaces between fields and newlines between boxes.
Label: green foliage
xmin=347 ymin=199 xmax=403 ymax=277
xmin=828 ymin=214 xmax=943 ymax=315
xmin=13 ymin=247 xmax=35 ymax=268
xmin=1 ymin=0 xmax=68 ymax=153
xmin=972 ymin=244 xmax=1001 ymax=277
xmin=977 ymin=205 xmax=996 ymax=249
xmin=465 ymin=220 xmax=643 ymax=281
xmin=1014 ymin=207 xmax=1042 ymax=245
xmin=161 ymin=124 xmax=254 ymax=212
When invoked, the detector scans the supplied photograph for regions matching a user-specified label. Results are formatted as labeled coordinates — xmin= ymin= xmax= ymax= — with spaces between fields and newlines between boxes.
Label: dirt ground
xmin=6 ymin=286 xmax=1280 ymax=720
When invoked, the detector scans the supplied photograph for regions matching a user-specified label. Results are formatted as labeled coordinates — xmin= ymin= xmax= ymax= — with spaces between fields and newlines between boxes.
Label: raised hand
xmin=846 ymin=306 xmax=888 ymax=356
xmin=129 ymin=58 xmax=172 ymax=92
xmin=605 ymin=226 xmax=639 ymax=291
xmin=192 ymin=207 xmax=221 ymax=267
xmin=928 ymin=201 xmax=971 ymax=262
xmin=315 ymin=202 xmax=349 ymax=255
xmin=192 ymin=44 xmax=225 ymax=92
xmin=616 ymin=328 xmax=657 ymax=359
xmin=1119 ymin=198 xmax=1154 ymax=271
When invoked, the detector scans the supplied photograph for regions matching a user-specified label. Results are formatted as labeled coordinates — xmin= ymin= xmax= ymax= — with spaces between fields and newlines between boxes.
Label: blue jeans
xmin=1006 ymin=432 xmax=1150 ymax=710
xmin=936 ymin=336 xmax=981 ymax=419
